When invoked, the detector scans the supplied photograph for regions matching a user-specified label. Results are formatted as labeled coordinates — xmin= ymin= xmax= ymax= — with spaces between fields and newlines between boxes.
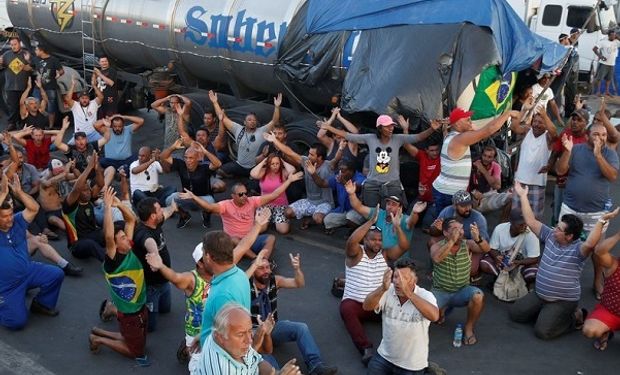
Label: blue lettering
xmin=209 ymin=14 xmax=233 ymax=48
xmin=232 ymin=10 xmax=257 ymax=53
xmin=255 ymin=21 xmax=275 ymax=57
xmin=184 ymin=6 xmax=209 ymax=46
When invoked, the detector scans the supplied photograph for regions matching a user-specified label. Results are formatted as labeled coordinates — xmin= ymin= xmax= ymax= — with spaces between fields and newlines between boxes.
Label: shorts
xmin=45 ymin=89 xmax=58 ymax=114
xmin=265 ymin=204 xmax=288 ymax=224
xmin=559 ymin=203 xmax=609 ymax=233
xmin=597 ymin=63 xmax=615 ymax=82
xmin=289 ymin=199 xmax=332 ymax=219
xmin=588 ymin=303 xmax=620 ymax=332
xmin=250 ymin=234 xmax=271 ymax=254
xmin=432 ymin=285 xmax=483 ymax=309
xmin=477 ymin=191 xmax=511 ymax=213
xmin=117 ymin=305 xmax=148 ymax=357
xmin=44 ymin=209 xmax=62 ymax=221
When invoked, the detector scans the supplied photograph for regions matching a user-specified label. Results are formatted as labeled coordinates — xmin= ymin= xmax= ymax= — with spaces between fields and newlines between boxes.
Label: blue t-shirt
xmin=367 ymin=208 xmax=414 ymax=250
xmin=200 ymin=266 xmax=250 ymax=345
xmin=437 ymin=206 xmax=489 ymax=241
xmin=329 ymin=172 xmax=366 ymax=214
xmin=0 ymin=213 xmax=30 ymax=292
xmin=104 ymin=125 xmax=133 ymax=160
xmin=564 ymin=144 xmax=619 ymax=212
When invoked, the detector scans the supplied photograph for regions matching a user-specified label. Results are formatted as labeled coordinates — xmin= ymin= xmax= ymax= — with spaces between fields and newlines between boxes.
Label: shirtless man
xmin=38 ymin=159 xmax=77 ymax=232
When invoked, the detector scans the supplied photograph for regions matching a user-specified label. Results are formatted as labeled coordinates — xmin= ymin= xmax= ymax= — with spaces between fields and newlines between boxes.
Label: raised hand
xmin=8 ymin=174 xmax=22 ymax=194
xmin=429 ymin=119 xmax=442 ymax=131
xmin=263 ymin=131 xmax=276 ymax=143
xmin=397 ymin=115 xmax=409 ymax=132
xmin=470 ymin=222 xmax=481 ymax=242
xmin=273 ymin=93 xmax=282 ymax=107
xmin=103 ymin=186 xmax=115 ymax=208
xmin=371 ymin=204 xmax=380 ymax=224
xmin=344 ymin=179 xmax=356 ymax=195
xmin=173 ymin=138 xmax=185 ymax=150
xmin=561 ymin=133 xmax=573 ymax=152
xmin=287 ymin=171 xmax=303 ymax=183
xmin=61 ymin=116 xmax=70 ymax=130
xmin=513 ymin=181 xmax=528 ymax=197
xmin=412 ymin=201 xmax=427 ymax=214
xmin=255 ymin=207 xmax=272 ymax=227
xmin=432 ymin=217 xmax=444 ymax=231
xmin=304 ymin=159 xmax=316 ymax=175
xmin=178 ymin=188 xmax=195 ymax=200
xmin=289 ymin=253 xmax=301 ymax=270
xmin=208 ymin=90 xmax=218 ymax=103
xmin=382 ymin=268 xmax=393 ymax=291
xmin=0 ymin=173 xmax=8 ymax=197
xmin=390 ymin=206 xmax=403 ymax=225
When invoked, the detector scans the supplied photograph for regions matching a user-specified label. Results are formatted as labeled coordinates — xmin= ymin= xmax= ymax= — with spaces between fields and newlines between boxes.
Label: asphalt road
xmin=0 ymin=106 xmax=619 ymax=375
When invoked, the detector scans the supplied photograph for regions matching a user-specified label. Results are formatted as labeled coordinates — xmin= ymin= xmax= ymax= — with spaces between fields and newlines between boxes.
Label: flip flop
xmin=463 ymin=334 xmax=477 ymax=346
xmin=594 ymin=331 xmax=614 ymax=351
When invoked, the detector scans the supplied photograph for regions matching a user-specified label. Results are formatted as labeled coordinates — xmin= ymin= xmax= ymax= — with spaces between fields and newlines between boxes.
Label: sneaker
xmin=201 ymin=212 xmax=211 ymax=228
xmin=135 ymin=355 xmax=151 ymax=367
xmin=310 ymin=364 xmax=338 ymax=375
xmin=63 ymin=262 xmax=83 ymax=277
xmin=176 ymin=339 xmax=190 ymax=363
xmin=177 ymin=214 xmax=191 ymax=229
xmin=30 ymin=299 xmax=59 ymax=317
xmin=361 ymin=347 xmax=374 ymax=367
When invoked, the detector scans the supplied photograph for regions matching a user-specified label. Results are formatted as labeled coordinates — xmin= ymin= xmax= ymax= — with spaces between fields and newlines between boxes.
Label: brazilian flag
xmin=470 ymin=66 xmax=516 ymax=120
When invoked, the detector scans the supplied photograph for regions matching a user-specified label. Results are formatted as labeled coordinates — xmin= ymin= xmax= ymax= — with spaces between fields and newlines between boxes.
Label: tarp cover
xmin=341 ymin=23 xmax=500 ymax=118
xmin=306 ymin=0 xmax=568 ymax=73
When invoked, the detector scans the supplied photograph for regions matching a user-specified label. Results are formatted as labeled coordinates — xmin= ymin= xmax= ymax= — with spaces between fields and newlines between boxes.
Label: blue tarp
xmin=306 ymin=0 xmax=568 ymax=73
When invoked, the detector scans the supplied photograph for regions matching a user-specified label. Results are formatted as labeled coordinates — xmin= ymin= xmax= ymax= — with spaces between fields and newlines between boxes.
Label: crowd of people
xmin=1 ymin=32 xmax=620 ymax=375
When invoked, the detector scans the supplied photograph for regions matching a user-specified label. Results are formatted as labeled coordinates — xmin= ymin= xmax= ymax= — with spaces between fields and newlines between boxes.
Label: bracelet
xmin=475 ymin=238 xmax=484 ymax=244
xmin=598 ymin=219 xmax=609 ymax=226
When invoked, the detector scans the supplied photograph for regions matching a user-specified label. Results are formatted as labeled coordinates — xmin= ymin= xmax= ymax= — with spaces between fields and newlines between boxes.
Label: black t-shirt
xmin=96 ymin=67 xmax=118 ymax=104
xmin=37 ymin=56 xmax=62 ymax=90
xmin=1 ymin=49 xmax=31 ymax=91
xmin=66 ymin=142 xmax=99 ymax=172
xmin=171 ymin=158 xmax=213 ymax=196
xmin=104 ymin=251 xmax=127 ymax=273
xmin=62 ymin=200 xmax=99 ymax=235
xmin=21 ymin=111 xmax=48 ymax=129
xmin=132 ymin=223 xmax=170 ymax=285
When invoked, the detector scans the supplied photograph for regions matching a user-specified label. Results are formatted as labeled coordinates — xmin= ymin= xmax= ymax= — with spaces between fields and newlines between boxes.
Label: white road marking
xmin=0 ymin=340 xmax=56 ymax=375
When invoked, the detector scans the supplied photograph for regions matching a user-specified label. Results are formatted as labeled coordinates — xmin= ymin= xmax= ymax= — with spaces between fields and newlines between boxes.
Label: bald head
xmin=184 ymin=147 xmax=200 ymax=170
xmin=138 ymin=146 xmax=152 ymax=164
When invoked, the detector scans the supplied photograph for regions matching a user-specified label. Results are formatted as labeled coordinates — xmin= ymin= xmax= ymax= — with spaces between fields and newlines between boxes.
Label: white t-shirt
xmin=375 ymin=284 xmax=437 ymax=371
xmin=514 ymin=128 xmax=552 ymax=187
xmin=489 ymin=222 xmax=540 ymax=258
xmin=129 ymin=160 xmax=162 ymax=194
xmin=531 ymin=83 xmax=554 ymax=110
xmin=596 ymin=37 xmax=620 ymax=66
xmin=71 ymin=100 xmax=100 ymax=135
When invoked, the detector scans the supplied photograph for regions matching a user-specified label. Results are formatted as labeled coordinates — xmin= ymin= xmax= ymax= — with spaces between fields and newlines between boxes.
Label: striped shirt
xmin=343 ymin=247 xmax=388 ymax=303
xmin=193 ymin=334 xmax=262 ymax=375
xmin=432 ymin=131 xmax=472 ymax=195
xmin=535 ymin=225 xmax=586 ymax=302
xmin=432 ymin=240 xmax=471 ymax=292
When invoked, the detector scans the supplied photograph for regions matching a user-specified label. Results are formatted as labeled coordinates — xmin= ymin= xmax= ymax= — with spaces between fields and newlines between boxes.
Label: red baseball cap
xmin=449 ymin=108 xmax=474 ymax=124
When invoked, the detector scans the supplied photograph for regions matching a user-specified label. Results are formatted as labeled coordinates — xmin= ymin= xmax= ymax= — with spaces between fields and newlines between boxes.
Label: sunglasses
xmin=370 ymin=225 xmax=382 ymax=232
xmin=237 ymin=192 xmax=248 ymax=197
xmin=144 ymin=170 xmax=150 ymax=181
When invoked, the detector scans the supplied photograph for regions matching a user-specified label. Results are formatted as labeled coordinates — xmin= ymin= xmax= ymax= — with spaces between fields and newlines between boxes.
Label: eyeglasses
xmin=369 ymin=225 xmax=382 ymax=232
xmin=553 ymin=225 xmax=567 ymax=233
xmin=237 ymin=192 xmax=248 ymax=197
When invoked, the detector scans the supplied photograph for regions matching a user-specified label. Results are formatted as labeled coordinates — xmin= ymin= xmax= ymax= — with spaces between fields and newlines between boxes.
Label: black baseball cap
xmin=385 ymin=195 xmax=402 ymax=205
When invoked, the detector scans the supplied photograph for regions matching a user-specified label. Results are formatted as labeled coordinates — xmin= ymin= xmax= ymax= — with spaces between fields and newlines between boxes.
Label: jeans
xmin=5 ymin=90 xmax=21 ymax=127
xmin=552 ymin=185 xmax=564 ymax=226
xmin=509 ymin=290 xmax=578 ymax=340
xmin=432 ymin=187 xmax=453 ymax=217
xmin=146 ymin=282 xmax=171 ymax=332
xmin=340 ymin=299 xmax=381 ymax=352
xmin=70 ymin=230 xmax=106 ymax=262
xmin=368 ymin=354 xmax=426 ymax=375
xmin=132 ymin=186 xmax=176 ymax=207
xmin=0 ymin=261 xmax=64 ymax=330
xmin=270 ymin=320 xmax=324 ymax=372
xmin=166 ymin=192 xmax=215 ymax=212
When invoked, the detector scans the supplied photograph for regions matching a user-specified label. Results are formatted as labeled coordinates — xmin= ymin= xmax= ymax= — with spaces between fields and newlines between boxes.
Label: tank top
xmin=601 ymin=262 xmax=620 ymax=316
xmin=185 ymin=270 xmax=210 ymax=337
xmin=432 ymin=240 xmax=471 ymax=292
xmin=22 ymin=111 xmax=48 ymax=129
xmin=432 ymin=131 xmax=472 ymax=195
xmin=259 ymin=173 xmax=288 ymax=206
xmin=103 ymin=251 xmax=146 ymax=314
xmin=343 ymin=247 xmax=388 ymax=303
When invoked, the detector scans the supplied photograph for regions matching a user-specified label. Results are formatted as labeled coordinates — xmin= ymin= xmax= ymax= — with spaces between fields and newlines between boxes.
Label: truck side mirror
xmin=586 ymin=16 xmax=600 ymax=33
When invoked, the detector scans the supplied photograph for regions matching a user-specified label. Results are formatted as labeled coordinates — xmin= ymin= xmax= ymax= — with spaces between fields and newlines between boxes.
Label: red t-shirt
xmin=552 ymin=128 xmax=588 ymax=187
xmin=415 ymin=150 xmax=441 ymax=202
xmin=25 ymin=137 xmax=53 ymax=170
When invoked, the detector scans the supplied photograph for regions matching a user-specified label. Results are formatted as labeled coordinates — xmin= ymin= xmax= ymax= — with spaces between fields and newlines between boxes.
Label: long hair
xmin=264 ymin=153 xmax=285 ymax=183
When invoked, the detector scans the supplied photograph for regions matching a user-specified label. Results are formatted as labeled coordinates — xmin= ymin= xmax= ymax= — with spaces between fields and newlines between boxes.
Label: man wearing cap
xmin=593 ymin=29 xmax=620 ymax=97
xmin=54 ymin=112 xmax=110 ymax=173
xmin=321 ymin=114 xmax=439 ymax=207
xmin=430 ymin=217 xmax=488 ymax=345
xmin=432 ymin=108 xmax=519 ymax=215
xmin=556 ymin=122 xmax=619 ymax=299
xmin=0 ymin=37 xmax=33 ymax=131
xmin=531 ymin=73 xmax=564 ymax=126
xmin=145 ymin=242 xmax=213 ymax=372
xmin=63 ymin=75 xmax=104 ymax=143
xmin=99 ymin=114 xmax=145 ymax=188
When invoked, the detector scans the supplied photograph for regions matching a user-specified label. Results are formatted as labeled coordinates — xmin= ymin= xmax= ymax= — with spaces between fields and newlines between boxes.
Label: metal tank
xmin=6 ymin=0 xmax=313 ymax=96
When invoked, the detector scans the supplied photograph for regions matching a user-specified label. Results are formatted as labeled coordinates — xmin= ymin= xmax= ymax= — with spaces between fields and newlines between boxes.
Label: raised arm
xmin=582 ymin=208 xmax=620 ymax=257
xmin=449 ymin=111 xmax=517 ymax=158
xmin=65 ymin=152 xmax=97 ymax=206
xmin=555 ymin=134 xmax=572 ymax=176
xmin=258 ymin=171 xmax=303 ymax=206
xmin=316 ymin=110 xmax=339 ymax=148
xmin=102 ymin=186 xmax=117 ymax=258
xmin=9 ymin=175 xmax=38 ymax=223
xmin=159 ymin=138 xmax=184 ymax=167
xmin=430 ymin=228 xmax=459 ymax=263
xmin=54 ymin=116 xmax=71 ymax=153
xmin=345 ymin=207 xmax=379 ymax=260
xmin=19 ymin=77 xmax=32 ymax=119
xmin=177 ymin=188 xmax=221 ymax=214
xmin=384 ymin=209 xmax=410 ymax=262
xmin=64 ymin=77 xmax=76 ymax=108
xmin=34 ymin=77 xmax=48 ymax=113
xmin=150 ymin=95 xmax=171 ymax=115
xmin=250 ymin=158 xmax=268 ymax=180
xmin=208 ymin=90 xmax=234 ymax=131
xmin=304 ymin=160 xmax=329 ymax=188
xmin=121 ymin=114 xmax=145 ymax=132
xmin=594 ymin=229 xmax=620 ymax=270
xmin=275 ymin=253 xmax=305 ymax=289
xmin=344 ymin=179 xmax=370 ymax=218
xmin=362 ymin=268 xmax=392 ymax=311
xmin=146 ymin=251 xmax=195 ymax=295
xmin=91 ymin=73 xmax=104 ymax=105
xmin=264 ymin=93 xmax=281 ymax=132
xmin=11 ymin=126 xmax=34 ymax=147
xmin=263 ymin=131 xmax=302 ymax=166
xmin=514 ymin=182 xmax=543 ymax=237
xmin=233 ymin=208 xmax=271 ymax=263
xmin=97 ymin=125 xmax=111 ymax=148
xmin=192 ymin=141 xmax=222 ymax=170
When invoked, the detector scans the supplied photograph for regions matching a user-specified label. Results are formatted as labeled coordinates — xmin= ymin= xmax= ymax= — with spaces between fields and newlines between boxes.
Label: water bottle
xmin=453 ymin=324 xmax=463 ymax=348
xmin=604 ymin=199 xmax=613 ymax=212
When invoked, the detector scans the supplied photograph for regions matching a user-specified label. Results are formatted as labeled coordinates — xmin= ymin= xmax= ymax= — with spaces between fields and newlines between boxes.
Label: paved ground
xmin=0 ymin=102 xmax=619 ymax=375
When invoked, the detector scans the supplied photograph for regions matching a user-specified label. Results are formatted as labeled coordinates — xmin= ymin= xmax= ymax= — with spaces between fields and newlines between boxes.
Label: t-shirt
xmin=21 ymin=111 xmax=48 ymax=129
xmin=329 ymin=172 xmax=366 ymax=213
xmin=415 ymin=150 xmax=440 ymax=202
xmin=514 ymin=128 xmax=552 ymax=187
xmin=564 ymin=144 xmax=619 ymax=212
xmin=37 ymin=55 xmax=62 ymax=90
xmin=18 ymin=163 xmax=40 ymax=193
xmin=1 ymin=49 xmax=31 ymax=91
xmin=376 ymin=284 xmax=437 ymax=371
xmin=132 ymin=223 xmax=171 ymax=286
xmin=367 ymin=208 xmax=414 ymax=250
xmin=531 ymin=83 xmax=555 ymax=110
xmin=25 ymin=137 xmax=53 ymax=169
xmin=96 ymin=67 xmax=118 ymax=105
xmin=432 ymin=240 xmax=471 ymax=292
xmin=596 ymin=37 xmax=620 ymax=66
xmin=470 ymin=160 xmax=501 ymax=193
xmin=345 ymin=133 xmax=420 ymax=183
xmin=62 ymin=200 xmax=99 ymax=236
xmin=65 ymin=141 xmax=99 ymax=172
xmin=0 ymin=213 xmax=30 ymax=292
xmin=218 ymin=197 xmax=261 ymax=238
xmin=129 ymin=160 xmax=162 ymax=194
xmin=437 ymin=206 xmax=490 ymax=241
xmin=230 ymin=123 xmax=268 ymax=169
xmin=170 ymin=158 xmax=213 ymax=197
xmin=71 ymin=100 xmax=100 ymax=135
xmin=104 ymin=125 xmax=133 ymax=160
xmin=535 ymin=225 xmax=587 ymax=302
xmin=489 ymin=223 xmax=540 ymax=259
xmin=199 ymin=266 xmax=251 ymax=345
xmin=301 ymin=155 xmax=333 ymax=205
xmin=552 ymin=128 xmax=588 ymax=187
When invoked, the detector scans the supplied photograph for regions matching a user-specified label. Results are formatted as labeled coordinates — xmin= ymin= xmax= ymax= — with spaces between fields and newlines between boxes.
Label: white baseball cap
xmin=192 ymin=242 xmax=204 ymax=263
